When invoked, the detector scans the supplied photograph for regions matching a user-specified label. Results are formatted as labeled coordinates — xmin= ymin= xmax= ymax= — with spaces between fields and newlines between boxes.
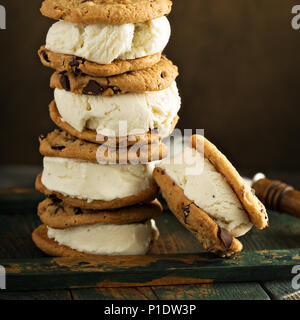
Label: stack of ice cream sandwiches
xmin=32 ymin=0 xmax=269 ymax=259
xmin=32 ymin=0 xmax=181 ymax=257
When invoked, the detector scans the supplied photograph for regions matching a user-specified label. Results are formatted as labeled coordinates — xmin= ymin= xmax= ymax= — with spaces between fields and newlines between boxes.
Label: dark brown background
xmin=0 ymin=0 xmax=299 ymax=173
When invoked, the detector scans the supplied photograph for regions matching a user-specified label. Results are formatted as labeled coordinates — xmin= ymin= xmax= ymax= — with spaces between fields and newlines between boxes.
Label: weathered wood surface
xmin=0 ymin=290 xmax=72 ymax=300
xmin=1 ymin=249 xmax=300 ymax=291
xmin=151 ymin=283 xmax=270 ymax=300
xmin=71 ymin=287 xmax=158 ymax=300
xmin=1 ymin=189 xmax=300 ymax=297
xmin=0 ymin=283 xmax=271 ymax=300
xmin=262 ymin=280 xmax=300 ymax=300
xmin=70 ymin=283 xmax=270 ymax=300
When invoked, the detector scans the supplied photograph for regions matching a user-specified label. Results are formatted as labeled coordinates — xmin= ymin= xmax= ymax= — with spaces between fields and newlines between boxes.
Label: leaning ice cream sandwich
xmin=32 ymin=198 xmax=162 ymax=257
xmin=154 ymin=135 xmax=269 ymax=257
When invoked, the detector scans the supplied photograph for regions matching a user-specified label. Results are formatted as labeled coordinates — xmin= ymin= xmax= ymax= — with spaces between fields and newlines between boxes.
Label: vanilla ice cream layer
xmin=41 ymin=157 xmax=154 ymax=202
xmin=54 ymin=82 xmax=181 ymax=137
xmin=45 ymin=17 xmax=171 ymax=65
xmin=158 ymin=147 xmax=253 ymax=237
xmin=47 ymin=220 xmax=155 ymax=256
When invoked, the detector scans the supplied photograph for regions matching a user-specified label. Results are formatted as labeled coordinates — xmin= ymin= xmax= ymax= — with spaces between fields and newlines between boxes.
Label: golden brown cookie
xmin=38 ymin=46 xmax=162 ymax=77
xmin=39 ymin=129 xmax=169 ymax=164
xmin=40 ymin=0 xmax=172 ymax=25
xmin=153 ymin=167 xmax=243 ymax=258
xmin=35 ymin=173 xmax=159 ymax=210
xmin=49 ymin=100 xmax=179 ymax=147
xmin=32 ymin=224 xmax=159 ymax=257
xmin=190 ymin=135 xmax=269 ymax=230
xmin=32 ymin=225 xmax=94 ymax=257
xmin=38 ymin=197 xmax=162 ymax=229
xmin=50 ymin=56 xmax=178 ymax=96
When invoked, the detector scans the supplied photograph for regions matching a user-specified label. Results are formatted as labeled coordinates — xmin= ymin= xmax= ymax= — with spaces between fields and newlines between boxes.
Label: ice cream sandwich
xmin=154 ymin=135 xmax=269 ymax=257
xmin=39 ymin=0 xmax=172 ymax=76
xmin=32 ymin=198 xmax=162 ymax=257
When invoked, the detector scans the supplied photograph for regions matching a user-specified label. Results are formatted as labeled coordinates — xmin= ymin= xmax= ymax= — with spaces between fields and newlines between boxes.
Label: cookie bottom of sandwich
xmin=153 ymin=167 xmax=243 ymax=258
xmin=39 ymin=46 xmax=162 ymax=77
xmin=32 ymin=224 xmax=159 ymax=257
xmin=36 ymin=173 xmax=159 ymax=210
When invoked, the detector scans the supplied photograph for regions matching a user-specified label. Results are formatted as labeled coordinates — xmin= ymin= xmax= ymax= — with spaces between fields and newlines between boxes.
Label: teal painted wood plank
xmin=71 ymin=287 xmax=158 ymax=300
xmin=1 ymin=249 xmax=300 ymax=291
xmin=152 ymin=283 xmax=270 ymax=300
xmin=0 ymin=290 xmax=72 ymax=300
xmin=262 ymin=280 xmax=300 ymax=300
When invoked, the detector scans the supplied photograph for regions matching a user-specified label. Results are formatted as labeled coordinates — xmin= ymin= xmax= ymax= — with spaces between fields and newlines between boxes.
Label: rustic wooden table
xmin=0 ymin=166 xmax=300 ymax=300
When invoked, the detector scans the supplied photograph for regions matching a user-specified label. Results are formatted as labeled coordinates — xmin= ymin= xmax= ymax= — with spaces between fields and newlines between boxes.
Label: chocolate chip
xmin=74 ymin=207 xmax=83 ymax=215
xmin=69 ymin=59 xmax=80 ymax=67
xmin=161 ymin=71 xmax=167 ymax=78
xmin=54 ymin=206 xmax=63 ymax=215
xmin=74 ymin=68 xmax=81 ymax=76
xmin=183 ymin=203 xmax=192 ymax=224
xmin=217 ymin=227 xmax=233 ymax=249
xmin=112 ymin=87 xmax=121 ymax=94
xmin=183 ymin=204 xmax=191 ymax=214
xmin=51 ymin=145 xmax=66 ymax=150
xmin=60 ymin=73 xmax=70 ymax=91
xmin=76 ymin=57 xmax=86 ymax=63
xmin=82 ymin=80 xmax=104 ymax=95
xmin=41 ymin=50 xmax=50 ymax=63
xmin=49 ymin=194 xmax=62 ymax=204
xmin=39 ymin=134 xmax=46 ymax=141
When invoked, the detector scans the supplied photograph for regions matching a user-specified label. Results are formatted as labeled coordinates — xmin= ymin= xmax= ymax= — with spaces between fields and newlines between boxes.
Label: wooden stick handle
xmin=253 ymin=178 xmax=300 ymax=219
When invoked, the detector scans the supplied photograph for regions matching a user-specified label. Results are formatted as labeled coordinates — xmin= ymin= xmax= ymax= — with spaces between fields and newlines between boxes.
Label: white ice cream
xmin=158 ymin=147 xmax=253 ymax=237
xmin=54 ymin=81 xmax=181 ymax=137
xmin=45 ymin=17 xmax=171 ymax=65
xmin=41 ymin=157 xmax=154 ymax=202
xmin=47 ymin=220 xmax=155 ymax=256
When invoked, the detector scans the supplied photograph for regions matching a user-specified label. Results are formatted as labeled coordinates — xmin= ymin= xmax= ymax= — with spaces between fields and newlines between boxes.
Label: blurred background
xmin=0 ymin=0 xmax=299 ymax=183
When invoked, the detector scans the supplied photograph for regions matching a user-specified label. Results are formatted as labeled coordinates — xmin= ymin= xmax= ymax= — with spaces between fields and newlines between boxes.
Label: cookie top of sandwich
xmin=50 ymin=56 xmax=178 ymax=96
xmin=38 ymin=197 xmax=162 ymax=229
xmin=39 ymin=129 xmax=169 ymax=164
xmin=41 ymin=0 xmax=172 ymax=25
xmin=190 ymin=135 xmax=268 ymax=230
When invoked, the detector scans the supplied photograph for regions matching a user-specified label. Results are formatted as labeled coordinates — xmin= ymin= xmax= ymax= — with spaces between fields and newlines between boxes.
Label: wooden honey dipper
xmin=252 ymin=173 xmax=300 ymax=219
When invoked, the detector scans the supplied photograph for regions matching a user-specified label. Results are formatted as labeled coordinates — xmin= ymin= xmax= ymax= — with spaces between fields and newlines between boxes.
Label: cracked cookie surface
xmin=40 ymin=0 xmax=172 ymax=25
xmin=50 ymin=56 xmax=178 ymax=96
xmin=39 ymin=129 xmax=169 ymax=164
